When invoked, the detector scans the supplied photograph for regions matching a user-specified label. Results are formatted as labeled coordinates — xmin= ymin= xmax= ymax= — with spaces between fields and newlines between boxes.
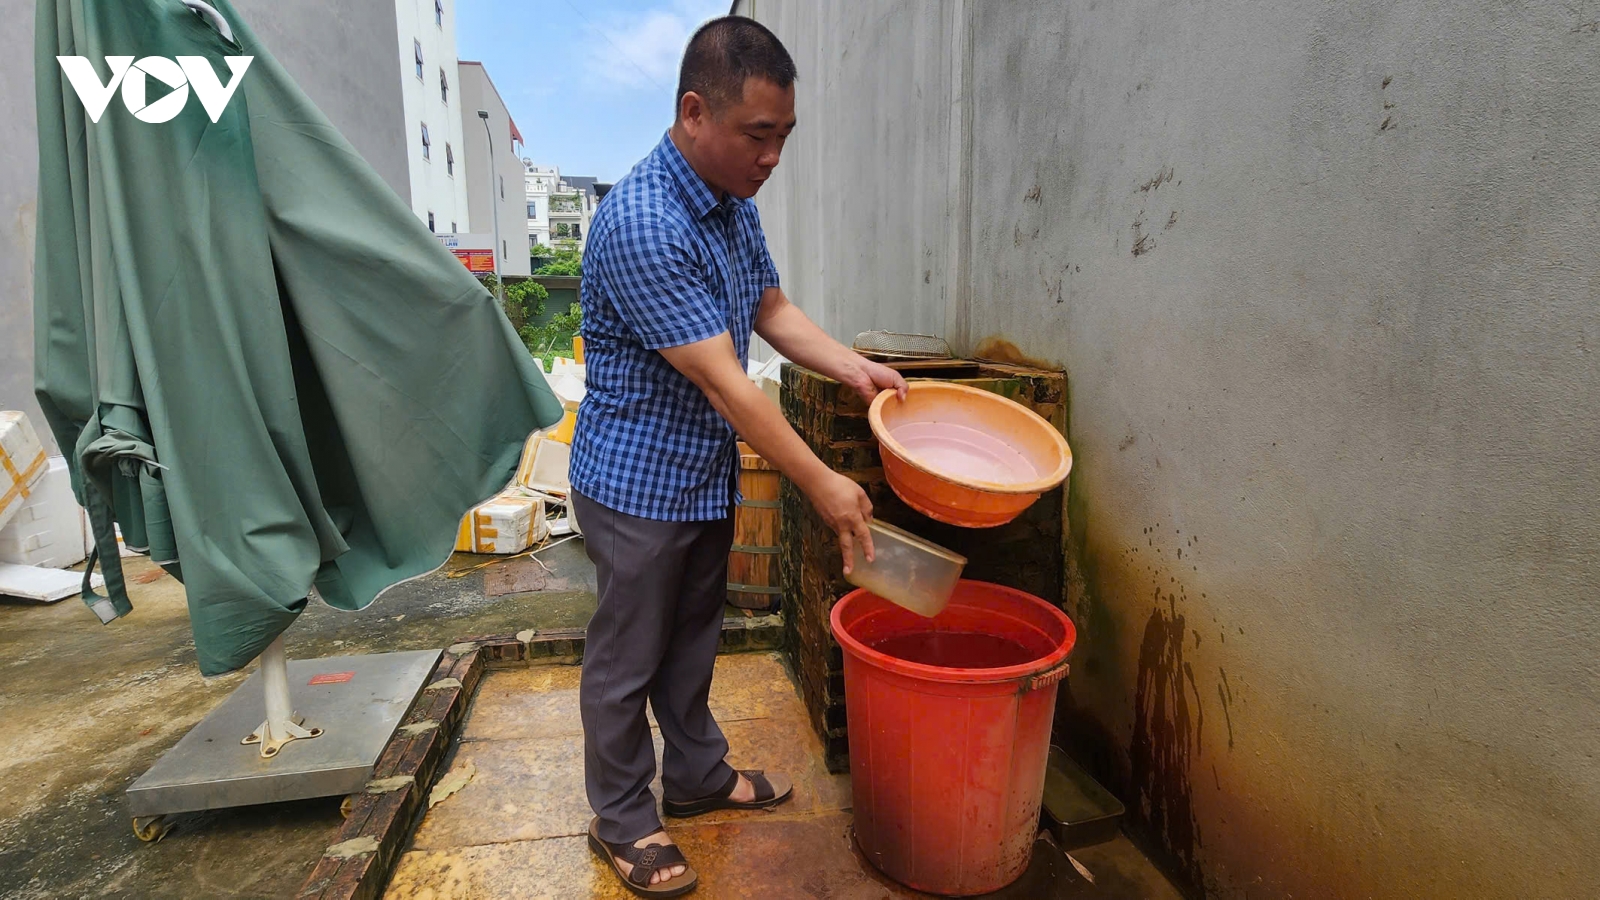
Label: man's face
xmin=680 ymin=77 xmax=796 ymax=199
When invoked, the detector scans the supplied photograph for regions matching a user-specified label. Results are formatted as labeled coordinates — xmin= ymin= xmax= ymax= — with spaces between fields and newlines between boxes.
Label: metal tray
xmin=1040 ymin=745 xmax=1126 ymax=850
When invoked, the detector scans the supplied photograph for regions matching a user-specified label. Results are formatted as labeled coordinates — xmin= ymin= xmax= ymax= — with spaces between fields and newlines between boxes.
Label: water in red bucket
xmin=832 ymin=580 xmax=1077 ymax=896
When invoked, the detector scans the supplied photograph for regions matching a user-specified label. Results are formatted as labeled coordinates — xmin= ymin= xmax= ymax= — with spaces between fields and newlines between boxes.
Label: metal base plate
xmin=126 ymin=649 xmax=442 ymax=818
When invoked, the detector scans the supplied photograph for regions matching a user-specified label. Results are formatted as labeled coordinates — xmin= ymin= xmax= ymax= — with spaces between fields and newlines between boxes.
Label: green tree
xmin=479 ymin=274 xmax=549 ymax=328
xmin=532 ymin=248 xmax=583 ymax=277
xmin=520 ymin=302 xmax=583 ymax=371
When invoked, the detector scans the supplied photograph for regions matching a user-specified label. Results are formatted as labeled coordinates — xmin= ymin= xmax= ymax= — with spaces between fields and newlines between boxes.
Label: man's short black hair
xmin=676 ymin=16 xmax=796 ymax=115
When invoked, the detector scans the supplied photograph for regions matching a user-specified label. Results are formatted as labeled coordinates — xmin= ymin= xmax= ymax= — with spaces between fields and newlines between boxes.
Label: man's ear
xmin=679 ymin=91 xmax=708 ymax=136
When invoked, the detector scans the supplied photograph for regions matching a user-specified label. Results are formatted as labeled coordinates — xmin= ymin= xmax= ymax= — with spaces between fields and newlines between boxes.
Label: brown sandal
xmin=663 ymin=768 xmax=794 ymax=818
xmin=587 ymin=818 xmax=698 ymax=897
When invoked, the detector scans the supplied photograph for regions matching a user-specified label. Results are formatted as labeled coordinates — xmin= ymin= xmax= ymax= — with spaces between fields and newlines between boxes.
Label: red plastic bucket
xmin=831 ymin=580 xmax=1076 ymax=896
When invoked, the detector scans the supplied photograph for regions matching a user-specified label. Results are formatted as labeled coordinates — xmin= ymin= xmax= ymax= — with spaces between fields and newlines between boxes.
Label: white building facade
xmin=524 ymin=164 xmax=598 ymax=254
xmin=524 ymin=163 xmax=558 ymax=251
xmin=458 ymin=62 xmax=531 ymax=277
xmin=395 ymin=0 xmax=470 ymax=234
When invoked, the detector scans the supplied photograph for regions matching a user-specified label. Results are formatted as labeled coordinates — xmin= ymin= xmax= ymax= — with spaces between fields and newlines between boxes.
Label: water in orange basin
xmin=890 ymin=421 xmax=1040 ymax=486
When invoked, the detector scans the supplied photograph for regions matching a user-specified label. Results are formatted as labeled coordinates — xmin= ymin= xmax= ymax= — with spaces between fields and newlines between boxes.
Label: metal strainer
xmin=851 ymin=331 xmax=953 ymax=361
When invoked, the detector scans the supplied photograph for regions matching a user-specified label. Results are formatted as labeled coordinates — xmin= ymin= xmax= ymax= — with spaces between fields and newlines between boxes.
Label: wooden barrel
xmin=728 ymin=442 xmax=781 ymax=610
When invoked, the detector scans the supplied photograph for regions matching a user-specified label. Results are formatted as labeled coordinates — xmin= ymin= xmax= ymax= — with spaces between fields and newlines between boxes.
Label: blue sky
xmin=457 ymin=0 xmax=731 ymax=183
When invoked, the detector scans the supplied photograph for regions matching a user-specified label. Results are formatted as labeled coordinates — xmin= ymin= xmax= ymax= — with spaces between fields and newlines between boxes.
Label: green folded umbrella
xmin=33 ymin=0 xmax=561 ymax=676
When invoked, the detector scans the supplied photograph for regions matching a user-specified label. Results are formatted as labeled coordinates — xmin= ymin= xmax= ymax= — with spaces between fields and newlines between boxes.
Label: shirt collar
xmin=656 ymin=132 xmax=742 ymax=221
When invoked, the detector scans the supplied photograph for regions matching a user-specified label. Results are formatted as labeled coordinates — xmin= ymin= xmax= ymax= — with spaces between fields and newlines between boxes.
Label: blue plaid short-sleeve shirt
xmin=568 ymin=134 xmax=781 ymax=521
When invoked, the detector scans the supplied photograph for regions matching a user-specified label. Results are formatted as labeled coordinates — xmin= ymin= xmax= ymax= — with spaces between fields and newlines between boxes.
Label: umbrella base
xmin=125 ymin=649 xmax=441 ymax=819
xmin=241 ymin=713 xmax=323 ymax=759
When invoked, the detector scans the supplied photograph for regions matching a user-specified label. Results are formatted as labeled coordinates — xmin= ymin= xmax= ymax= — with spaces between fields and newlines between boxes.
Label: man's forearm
xmin=755 ymin=290 xmax=867 ymax=387
xmin=698 ymin=369 xmax=834 ymax=495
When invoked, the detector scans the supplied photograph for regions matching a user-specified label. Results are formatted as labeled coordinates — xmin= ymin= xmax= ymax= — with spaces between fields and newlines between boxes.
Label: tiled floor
xmin=385 ymin=652 xmax=1182 ymax=900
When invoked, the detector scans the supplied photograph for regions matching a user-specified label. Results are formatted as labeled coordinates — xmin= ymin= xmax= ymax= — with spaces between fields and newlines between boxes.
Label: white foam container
xmin=457 ymin=492 xmax=548 ymax=555
xmin=1 ymin=411 xmax=48 ymax=533
xmin=522 ymin=438 xmax=571 ymax=496
xmin=0 ymin=456 xmax=90 ymax=568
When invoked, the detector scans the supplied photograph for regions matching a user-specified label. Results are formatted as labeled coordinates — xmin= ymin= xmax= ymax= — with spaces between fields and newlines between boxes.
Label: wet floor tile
xmin=685 ymin=715 xmax=853 ymax=826
xmin=409 ymin=733 xmax=595 ymax=849
xmin=462 ymin=652 xmax=807 ymax=743
xmin=695 ymin=651 xmax=811 ymax=723
xmin=460 ymin=665 xmax=584 ymax=741
xmin=389 ymin=820 xmax=1176 ymax=900
xmin=386 ymin=835 xmax=634 ymax=900
xmin=390 ymin=814 xmax=889 ymax=900
xmin=666 ymin=812 xmax=900 ymax=899
xmin=396 ymin=646 xmax=1180 ymax=900
xmin=412 ymin=716 xmax=850 ymax=850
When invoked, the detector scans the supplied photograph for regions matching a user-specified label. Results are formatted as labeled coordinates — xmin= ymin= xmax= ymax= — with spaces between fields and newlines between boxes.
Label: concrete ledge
xmin=293 ymin=644 xmax=486 ymax=900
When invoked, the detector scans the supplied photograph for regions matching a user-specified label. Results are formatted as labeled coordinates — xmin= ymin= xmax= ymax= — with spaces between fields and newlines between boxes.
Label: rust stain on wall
xmin=1130 ymin=590 xmax=1204 ymax=890
xmin=972 ymin=336 xmax=1061 ymax=370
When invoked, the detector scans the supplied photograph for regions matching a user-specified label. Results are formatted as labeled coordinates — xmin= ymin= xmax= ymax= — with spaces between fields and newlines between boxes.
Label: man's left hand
xmin=842 ymin=358 xmax=908 ymax=404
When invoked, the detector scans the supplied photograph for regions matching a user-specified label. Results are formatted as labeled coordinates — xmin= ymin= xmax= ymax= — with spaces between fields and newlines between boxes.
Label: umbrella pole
xmin=241 ymin=634 xmax=323 ymax=758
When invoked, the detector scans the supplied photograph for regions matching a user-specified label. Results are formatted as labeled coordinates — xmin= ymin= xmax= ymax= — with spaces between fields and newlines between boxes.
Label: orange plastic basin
xmin=870 ymin=382 xmax=1072 ymax=528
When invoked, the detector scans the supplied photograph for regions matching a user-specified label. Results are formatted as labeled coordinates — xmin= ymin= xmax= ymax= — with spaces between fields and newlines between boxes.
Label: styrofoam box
xmin=1 ymin=410 xmax=48 ymax=533
xmin=550 ymin=358 xmax=585 ymax=380
xmin=0 ymin=456 xmax=91 ymax=568
xmin=516 ymin=437 xmax=571 ymax=497
xmin=455 ymin=492 xmax=547 ymax=555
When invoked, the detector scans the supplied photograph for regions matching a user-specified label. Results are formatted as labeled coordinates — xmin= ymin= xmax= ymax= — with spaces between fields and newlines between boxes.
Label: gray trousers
xmin=572 ymin=491 xmax=737 ymax=844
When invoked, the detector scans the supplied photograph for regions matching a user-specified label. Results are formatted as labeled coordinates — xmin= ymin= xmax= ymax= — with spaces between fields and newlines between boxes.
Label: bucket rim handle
xmin=1026 ymin=659 xmax=1070 ymax=692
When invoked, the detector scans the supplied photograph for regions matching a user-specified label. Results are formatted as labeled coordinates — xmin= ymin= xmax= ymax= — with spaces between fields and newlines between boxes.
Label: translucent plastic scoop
xmin=845 ymin=520 xmax=967 ymax=617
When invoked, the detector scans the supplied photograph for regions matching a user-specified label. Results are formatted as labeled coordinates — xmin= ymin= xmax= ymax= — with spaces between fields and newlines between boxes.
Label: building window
xmin=572 ymin=223 xmax=581 ymax=239
xmin=445 ymin=143 xmax=454 ymax=175
xmin=421 ymin=123 xmax=431 ymax=160
xmin=502 ymin=239 xmax=508 ymax=259
xmin=414 ymin=40 xmax=424 ymax=80
xmin=427 ymin=212 xmax=435 ymax=232
xmin=499 ymin=175 xmax=505 ymax=199
xmin=435 ymin=0 xmax=444 ymax=27
xmin=451 ymin=221 xmax=457 ymax=232
xmin=526 ymin=202 xmax=537 ymax=218
xmin=440 ymin=68 xmax=449 ymax=104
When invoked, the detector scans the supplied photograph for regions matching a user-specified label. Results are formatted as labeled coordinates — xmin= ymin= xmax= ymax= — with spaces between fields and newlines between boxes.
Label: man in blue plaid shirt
xmin=569 ymin=16 xmax=908 ymax=896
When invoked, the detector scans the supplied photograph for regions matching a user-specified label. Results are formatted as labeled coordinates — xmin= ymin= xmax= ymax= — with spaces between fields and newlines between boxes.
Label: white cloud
xmin=583 ymin=1 xmax=730 ymax=91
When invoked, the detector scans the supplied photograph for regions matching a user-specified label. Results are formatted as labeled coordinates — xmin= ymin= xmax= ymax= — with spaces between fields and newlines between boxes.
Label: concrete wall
xmin=739 ymin=0 xmax=962 ymax=343
xmin=233 ymin=0 xmax=410 ymax=200
xmin=0 ymin=0 xmax=43 ymax=447
xmin=741 ymin=1 xmax=1600 ymax=896
xmin=0 ymin=0 xmax=410 ymax=450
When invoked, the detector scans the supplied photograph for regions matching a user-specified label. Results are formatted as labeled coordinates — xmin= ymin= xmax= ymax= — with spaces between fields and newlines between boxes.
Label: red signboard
xmin=452 ymin=248 xmax=495 ymax=273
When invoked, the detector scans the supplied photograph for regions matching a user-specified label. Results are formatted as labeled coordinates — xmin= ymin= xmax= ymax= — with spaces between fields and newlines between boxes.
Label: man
xmin=569 ymin=15 xmax=908 ymax=897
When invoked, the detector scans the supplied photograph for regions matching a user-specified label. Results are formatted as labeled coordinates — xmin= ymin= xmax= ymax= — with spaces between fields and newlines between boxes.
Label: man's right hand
xmin=808 ymin=471 xmax=874 ymax=575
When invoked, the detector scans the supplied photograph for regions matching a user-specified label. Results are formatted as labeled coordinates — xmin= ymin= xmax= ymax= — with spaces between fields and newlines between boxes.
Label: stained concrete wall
xmin=738 ymin=0 xmax=962 ymax=344
xmin=740 ymin=1 xmax=1600 ymax=896
xmin=0 ymin=0 xmax=409 ymax=450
